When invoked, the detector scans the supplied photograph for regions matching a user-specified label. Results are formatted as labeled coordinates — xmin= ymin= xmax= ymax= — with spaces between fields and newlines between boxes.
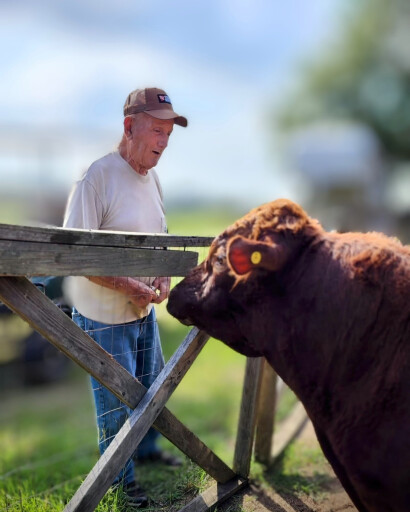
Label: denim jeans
xmin=72 ymin=307 xmax=165 ymax=486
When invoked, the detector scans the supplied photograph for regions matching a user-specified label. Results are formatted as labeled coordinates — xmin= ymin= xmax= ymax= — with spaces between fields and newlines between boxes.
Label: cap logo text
xmin=157 ymin=94 xmax=171 ymax=104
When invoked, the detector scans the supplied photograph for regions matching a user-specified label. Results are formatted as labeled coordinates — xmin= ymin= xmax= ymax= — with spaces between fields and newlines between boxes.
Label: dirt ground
xmin=220 ymin=420 xmax=357 ymax=512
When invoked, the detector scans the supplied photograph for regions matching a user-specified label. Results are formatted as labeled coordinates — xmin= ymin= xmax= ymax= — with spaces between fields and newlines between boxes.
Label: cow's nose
xmin=167 ymin=292 xmax=194 ymax=326
xmin=166 ymin=294 xmax=180 ymax=317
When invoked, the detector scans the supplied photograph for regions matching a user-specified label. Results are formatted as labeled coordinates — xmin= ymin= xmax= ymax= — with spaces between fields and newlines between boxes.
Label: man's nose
xmin=158 ymin=134 xmax=169 ymax=148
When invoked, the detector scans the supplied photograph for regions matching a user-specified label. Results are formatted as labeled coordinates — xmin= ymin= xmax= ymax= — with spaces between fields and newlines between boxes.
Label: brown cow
xmin=167 ymin=198 xmax=410 ymax=512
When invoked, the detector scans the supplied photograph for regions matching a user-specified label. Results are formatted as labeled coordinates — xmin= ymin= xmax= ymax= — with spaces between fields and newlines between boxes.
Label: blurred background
xmin=1 ymin=0 xmax=407 ymax=232
xmin=1 ymin=0 xmax=410 ymax=237
xmin=1 ymin=0 xmax=409 ymax=238
xmin=1 ymin=1 xmax=410 ymax=507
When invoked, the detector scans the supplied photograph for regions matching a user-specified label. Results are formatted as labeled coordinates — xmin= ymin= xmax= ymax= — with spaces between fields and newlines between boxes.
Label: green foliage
xmin=278 ymin=0 xmax=410 ymax=160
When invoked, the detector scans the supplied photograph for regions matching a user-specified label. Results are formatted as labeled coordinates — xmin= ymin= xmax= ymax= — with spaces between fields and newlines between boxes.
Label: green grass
xmin=0 ymin=379 xmax=92 ymax=510
xmin=166 ymin=206 xmax=244 ymax=237
xmin=0 ymin=207 xmax=329 ymax=511
xmin=259 ymin=442 xmax=332 ymax=499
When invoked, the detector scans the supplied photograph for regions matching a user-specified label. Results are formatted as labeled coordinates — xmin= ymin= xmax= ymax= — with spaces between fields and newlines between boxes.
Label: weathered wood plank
xmin=254 ymin=359 xmax=278 ymax=465
xmin=178 ymin=478 xmax=248 ymax=512
xmin=0 ymin=277 xmax=236 ymax=483
xmin=0 ymin=223 xmax=214 ymax=247
xmin=233 ymin=357 xmax=264 ymax=478
xmin=64 ymin=325 xmax=209 ymax=512
xmin=0 ymin=240 xmax=198 ymax=276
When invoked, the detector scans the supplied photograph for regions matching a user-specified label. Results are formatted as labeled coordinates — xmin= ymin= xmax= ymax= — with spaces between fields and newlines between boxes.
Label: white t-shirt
xmin=63 ymin=151 xmax=166 ymax=323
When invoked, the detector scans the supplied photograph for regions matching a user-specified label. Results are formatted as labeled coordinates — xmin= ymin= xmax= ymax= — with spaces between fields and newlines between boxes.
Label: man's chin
xmin=146 ymin=159 xmax=160 ymax=170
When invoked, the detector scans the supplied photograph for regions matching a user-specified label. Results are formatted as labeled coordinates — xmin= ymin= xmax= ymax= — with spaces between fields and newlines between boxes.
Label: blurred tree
xmin=279 ymin=0 xmax=410 ymax=161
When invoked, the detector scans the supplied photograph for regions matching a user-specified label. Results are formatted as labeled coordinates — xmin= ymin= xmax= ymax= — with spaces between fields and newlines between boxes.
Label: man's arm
xmin=88 ymin=276 xmax=157 ymax=308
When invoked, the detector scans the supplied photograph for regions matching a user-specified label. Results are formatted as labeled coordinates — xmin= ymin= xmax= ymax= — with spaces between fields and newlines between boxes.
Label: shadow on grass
xmin=265 ymin=450 xmax=334 ymax=496
xmin=230 ymin=443 xmax=336 ymax=512
xmin=217 ymin=481 xmax=319 ymax=512
xmin=135 ymin=459 xmax=209 ymax=511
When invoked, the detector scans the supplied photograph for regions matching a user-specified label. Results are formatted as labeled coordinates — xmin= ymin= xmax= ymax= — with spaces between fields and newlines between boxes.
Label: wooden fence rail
xmin=0 ymin=223 xmax=307 ymax=511
xmin=0 ymin=224 xmax=212 ymax=277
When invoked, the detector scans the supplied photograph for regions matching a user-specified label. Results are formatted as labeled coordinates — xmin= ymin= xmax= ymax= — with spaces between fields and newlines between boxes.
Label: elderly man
xmin=63 ymin=88 xmax=187 ymax=507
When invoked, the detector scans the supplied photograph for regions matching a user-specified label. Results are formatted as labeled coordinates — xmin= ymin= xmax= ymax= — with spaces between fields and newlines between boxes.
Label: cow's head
xmin=167 ymin=199 xmax=322 ymax=357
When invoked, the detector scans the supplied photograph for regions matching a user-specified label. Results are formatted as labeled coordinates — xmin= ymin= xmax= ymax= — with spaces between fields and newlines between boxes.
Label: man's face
xmin=129 ymin=114 xmax=174 ymax=175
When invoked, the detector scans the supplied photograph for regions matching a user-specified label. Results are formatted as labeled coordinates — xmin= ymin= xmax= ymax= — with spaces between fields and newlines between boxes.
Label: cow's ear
xmin=227 ymin=236 xmax=289 ymax=276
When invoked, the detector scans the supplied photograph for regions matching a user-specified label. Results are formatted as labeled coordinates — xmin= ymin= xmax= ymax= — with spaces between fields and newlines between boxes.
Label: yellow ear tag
xmin=250 ymin=251 xmax=262 ymax=265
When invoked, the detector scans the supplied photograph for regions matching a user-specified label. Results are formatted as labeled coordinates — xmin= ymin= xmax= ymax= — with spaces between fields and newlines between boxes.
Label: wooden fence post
xmin=233 ymin=357 xmax=264 ymax=478
xmin=254 ymin=359 xmax=278 ymax=465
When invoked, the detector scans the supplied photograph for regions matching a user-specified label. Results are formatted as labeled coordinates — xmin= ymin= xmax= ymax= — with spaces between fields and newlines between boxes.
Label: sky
xmin=0 ymin=0 xmax=345 ymax=215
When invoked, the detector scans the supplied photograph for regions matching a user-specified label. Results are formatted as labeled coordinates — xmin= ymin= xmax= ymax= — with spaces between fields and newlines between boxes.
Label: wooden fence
xmin=0 ymin=223 xmax=307 ymax=512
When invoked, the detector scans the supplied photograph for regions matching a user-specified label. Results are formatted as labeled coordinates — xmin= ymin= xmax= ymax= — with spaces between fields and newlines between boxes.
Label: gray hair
xmin=117 ymin=113 xmax=148 ymax=151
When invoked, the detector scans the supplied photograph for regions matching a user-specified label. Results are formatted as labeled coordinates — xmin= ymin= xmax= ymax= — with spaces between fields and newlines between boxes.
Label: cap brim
xmin=145 ymin=110 xmax=188 ymax=127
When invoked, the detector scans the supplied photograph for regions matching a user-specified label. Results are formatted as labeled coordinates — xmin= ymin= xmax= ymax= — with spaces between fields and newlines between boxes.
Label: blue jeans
xmin=72 ymin=307 xmax=165 ymax=486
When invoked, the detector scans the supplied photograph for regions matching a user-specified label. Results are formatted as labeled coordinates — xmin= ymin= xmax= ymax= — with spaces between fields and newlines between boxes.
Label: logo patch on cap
xmin=157 ymin=94 xmax=171 ymax=104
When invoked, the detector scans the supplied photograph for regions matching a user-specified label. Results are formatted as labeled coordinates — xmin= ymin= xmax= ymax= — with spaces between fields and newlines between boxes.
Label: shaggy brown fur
xmin=168 ymin=199 xmax=410 ymax=512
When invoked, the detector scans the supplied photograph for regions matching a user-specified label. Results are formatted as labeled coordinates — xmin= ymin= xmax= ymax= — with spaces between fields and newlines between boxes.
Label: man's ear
xmin=124 ymin=116 xmax=133 ymax=138
xmin=227 ymin=236 xmax=289 ymax=276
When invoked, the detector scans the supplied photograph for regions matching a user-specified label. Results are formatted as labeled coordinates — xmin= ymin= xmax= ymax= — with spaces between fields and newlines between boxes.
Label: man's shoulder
xmin=82 ymin=152 xmax=121 ymax=181
xmin=88 ymin=152 xmax=119 ymax=172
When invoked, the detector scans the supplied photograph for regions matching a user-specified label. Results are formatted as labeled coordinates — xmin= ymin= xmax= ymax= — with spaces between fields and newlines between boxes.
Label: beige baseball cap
xmin=123 ymin=87 xmax=188 ymax=127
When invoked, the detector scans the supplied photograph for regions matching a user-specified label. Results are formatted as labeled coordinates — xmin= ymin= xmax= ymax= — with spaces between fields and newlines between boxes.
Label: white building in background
xmin=286 ymin=120 xmax=390 ymax=232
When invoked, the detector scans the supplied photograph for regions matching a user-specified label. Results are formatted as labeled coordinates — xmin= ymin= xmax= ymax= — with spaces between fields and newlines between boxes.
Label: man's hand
xmin=151 ymin=276 xmax=171 ymax=304
xmin=129 ymin=280 xmax=158 ymax=308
